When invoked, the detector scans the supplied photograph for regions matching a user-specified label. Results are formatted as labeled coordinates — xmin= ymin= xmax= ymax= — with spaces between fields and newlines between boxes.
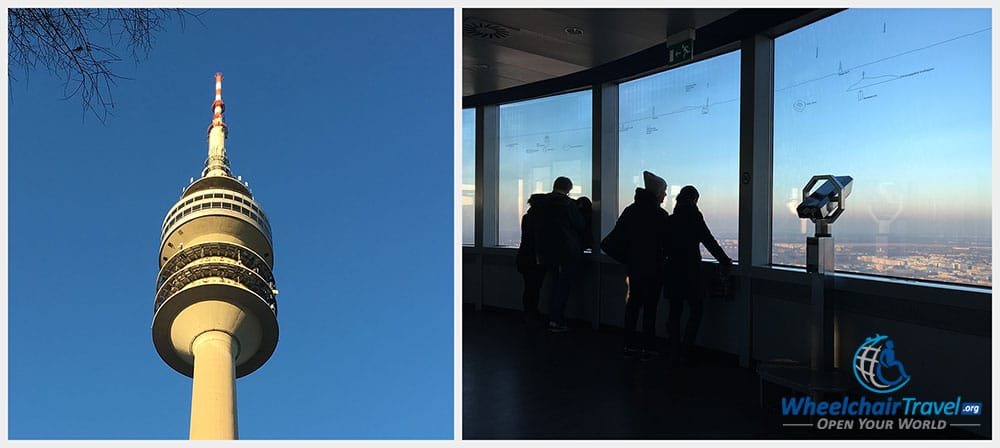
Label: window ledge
xmin=752 ymin=264 xmax=990 ymax=309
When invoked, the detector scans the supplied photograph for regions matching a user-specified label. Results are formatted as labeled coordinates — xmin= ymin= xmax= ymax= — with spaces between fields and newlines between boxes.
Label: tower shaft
xmin=189 ymin=330 xmax=238 ymax=439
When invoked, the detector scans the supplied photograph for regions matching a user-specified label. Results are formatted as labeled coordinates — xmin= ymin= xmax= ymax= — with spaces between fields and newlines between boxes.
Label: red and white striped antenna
xmin=204 ymin=72 xmax=231 ymax=177
xmin=210 ymin=72 xmax=228 ymax=137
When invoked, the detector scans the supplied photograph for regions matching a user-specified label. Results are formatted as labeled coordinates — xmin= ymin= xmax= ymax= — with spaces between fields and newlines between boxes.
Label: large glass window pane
xmin=773 ymin=9 xmax=991 ymax=287
xmin=498 ymin=91 xmax=592 ymax=247
xmin=462 ymin=108 xmax=476 ymax=246
xmin=619 ymin=51 xmax=741 ymax=260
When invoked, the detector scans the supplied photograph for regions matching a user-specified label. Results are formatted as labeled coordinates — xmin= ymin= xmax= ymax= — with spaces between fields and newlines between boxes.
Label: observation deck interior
xmin=462 ymin=8 xmax=991 ymax=440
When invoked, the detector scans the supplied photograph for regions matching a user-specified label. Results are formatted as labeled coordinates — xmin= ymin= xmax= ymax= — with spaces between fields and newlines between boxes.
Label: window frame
xmin=493 ymin=87 xmax=596 ymax=248
xmin=615 ymin=47 xmax=743 ymax=262
xmin=462 ymin=9 xmax=991 ymax=293
xmin=766 ymin=8 xmax=993 ymax=289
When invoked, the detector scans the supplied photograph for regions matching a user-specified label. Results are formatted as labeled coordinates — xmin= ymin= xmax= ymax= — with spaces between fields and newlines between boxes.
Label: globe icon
xmin=854 ymin=334 xmax=911 ymax=393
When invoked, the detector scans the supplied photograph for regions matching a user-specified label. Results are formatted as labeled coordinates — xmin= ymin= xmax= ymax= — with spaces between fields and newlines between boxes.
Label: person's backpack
xmin=600 ymin=222 xmax=628 ymax=264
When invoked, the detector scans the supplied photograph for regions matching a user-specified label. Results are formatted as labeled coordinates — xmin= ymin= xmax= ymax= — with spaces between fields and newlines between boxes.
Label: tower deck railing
xmin=157 ymin=241 xmax=275 ymax=287
xmin=154 ymin=260 xmax=277 ymax=314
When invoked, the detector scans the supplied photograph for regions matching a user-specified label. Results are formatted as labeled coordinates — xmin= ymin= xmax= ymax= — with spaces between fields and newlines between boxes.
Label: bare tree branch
xmin=8 ymin=8 xmax=205 ymax=123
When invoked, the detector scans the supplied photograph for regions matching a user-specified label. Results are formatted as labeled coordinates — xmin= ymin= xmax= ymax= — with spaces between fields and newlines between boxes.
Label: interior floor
xmin=462 ymin=305 xmax=984 ymax=440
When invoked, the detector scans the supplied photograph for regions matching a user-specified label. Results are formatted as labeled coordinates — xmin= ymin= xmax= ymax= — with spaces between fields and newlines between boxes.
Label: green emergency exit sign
xmin=666 ymin=38 xmax=694 ymax=65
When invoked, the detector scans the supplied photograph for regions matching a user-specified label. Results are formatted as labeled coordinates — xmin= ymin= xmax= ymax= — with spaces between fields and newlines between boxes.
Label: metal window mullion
xmin=477 ymin=104 xmax=500 ymax=248
xmin=592 ymin=82 xmax=619 ymax=330
xmin=737 ymin=34 xmax=775 ymax=367
xmin=596 ymin=82 xmax=620 ymax=241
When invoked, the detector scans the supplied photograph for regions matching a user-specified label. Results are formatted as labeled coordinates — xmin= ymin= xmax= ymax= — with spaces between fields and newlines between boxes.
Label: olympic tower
xmin=152 ymin=73 xmax=278 ymax=439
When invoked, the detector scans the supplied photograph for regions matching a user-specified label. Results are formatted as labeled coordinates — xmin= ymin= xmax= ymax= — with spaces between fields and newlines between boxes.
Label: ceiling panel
xmin=463 ymin=8 xmax=738 ymax=97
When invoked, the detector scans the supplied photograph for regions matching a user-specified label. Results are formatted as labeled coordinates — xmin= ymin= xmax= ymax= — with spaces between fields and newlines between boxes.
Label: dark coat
xmin=529 ymin=192 xmax=585 ymax=266
xmin=516 ymin=193 xmax=546 ymax=273
xmin=666 ymin=201 xmax=732 ymax=269
xmin=610 ymin=188 xmax=671 ymax=276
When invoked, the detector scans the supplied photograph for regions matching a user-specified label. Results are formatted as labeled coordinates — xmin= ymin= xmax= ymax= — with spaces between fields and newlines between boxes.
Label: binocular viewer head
xmin=796 ymin=175 xmax=853 ymax=224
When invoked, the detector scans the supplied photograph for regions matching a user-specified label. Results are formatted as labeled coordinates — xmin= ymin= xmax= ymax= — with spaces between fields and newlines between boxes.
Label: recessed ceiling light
xmin=564 ymin=26 xmax=584 ymax=35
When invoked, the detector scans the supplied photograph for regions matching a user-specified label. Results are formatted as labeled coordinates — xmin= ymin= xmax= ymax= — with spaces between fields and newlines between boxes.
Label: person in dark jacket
xmin=664 ymin=185 xmax=732 ymax=366
xmin=609 ymin=171 xmax=670 ymax=359
xmin=516 ymin=193 xmax=547 ymax=326
xmin=532 ymin=176 xmax=585 ymax=332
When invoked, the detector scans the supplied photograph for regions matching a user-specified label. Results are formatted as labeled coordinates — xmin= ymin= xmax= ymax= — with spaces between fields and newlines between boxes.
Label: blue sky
xmin=461 ymin=109 xmax=475 ymax=244
xmin=497 ymin=91 xmax=593 ymax=246
xmin=772 ymin=8 xmax=992 ymax=240
xmin=8 ymin=9 xmax=454 ymax=439
xmin=618 ymin=50 xmax=741 ymax=237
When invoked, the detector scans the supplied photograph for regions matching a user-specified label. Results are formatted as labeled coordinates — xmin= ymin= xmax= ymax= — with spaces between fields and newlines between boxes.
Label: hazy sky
xmin=462 ymin=109 xmax=475 ymax=244
xmin=8 ymin=9 xmax=454 ymax=439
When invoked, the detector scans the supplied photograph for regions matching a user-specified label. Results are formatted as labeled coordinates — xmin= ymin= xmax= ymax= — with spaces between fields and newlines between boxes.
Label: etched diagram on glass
xmin=618 ymin=51 xmax=741 ymax=260
xmin=771 ymin=9 xmax=991 ymax=286
xmin=498 ymin=91 xmax=592 ymax=247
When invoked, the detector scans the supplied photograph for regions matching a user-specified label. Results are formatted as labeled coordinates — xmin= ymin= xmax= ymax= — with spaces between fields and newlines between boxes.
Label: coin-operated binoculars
xmin=796 ymin=175 xmax=853 ymax=273
xmin=796 ymin=175 xmax=852 ymax=372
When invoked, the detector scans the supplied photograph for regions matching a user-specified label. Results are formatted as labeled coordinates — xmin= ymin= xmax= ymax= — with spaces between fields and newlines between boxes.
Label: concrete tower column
xmin=190 ymin=330 xmax=238 ymax=440
xmin=153 ymin=73 xmax=278 ymax=439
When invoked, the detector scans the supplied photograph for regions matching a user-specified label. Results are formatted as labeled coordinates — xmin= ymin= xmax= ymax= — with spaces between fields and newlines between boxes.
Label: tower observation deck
xmin=152 ymin=73 xmax=278 ymax=439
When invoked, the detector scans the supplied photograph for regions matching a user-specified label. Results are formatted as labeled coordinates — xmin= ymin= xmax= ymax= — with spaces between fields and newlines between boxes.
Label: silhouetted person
xmin=516 ymin=193 xmax=547 ymax=326
xmin=665 ymin=185 xmax=732 ymax=366
xmin=608 ymin=171 xmax=669 ymax=360
xmin=532 ymin=176 xmax=585 ymax=332
xmin=577 ymin=196 xmax=594 ymax=251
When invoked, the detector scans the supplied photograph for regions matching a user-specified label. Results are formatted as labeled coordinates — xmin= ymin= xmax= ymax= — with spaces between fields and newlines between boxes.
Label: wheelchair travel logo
xmin=854 ymin=334 xmax=911 ymax=394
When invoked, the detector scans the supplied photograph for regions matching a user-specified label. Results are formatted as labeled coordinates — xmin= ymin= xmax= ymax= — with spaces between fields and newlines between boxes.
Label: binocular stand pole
xmin=806 ymin=225 xmax=837 ymax=372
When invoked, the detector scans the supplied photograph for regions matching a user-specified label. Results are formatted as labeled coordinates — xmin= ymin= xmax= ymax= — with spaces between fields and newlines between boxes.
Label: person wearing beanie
xmin=643 ymin=170 xmax=667 ymax=198
xmin=530 ymin=176 xmax=585 ymax=332
xmin=664 ymin=185 xmax=732 ymax=367
xmin=603 ymin=170 xmax=670 ymax=360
